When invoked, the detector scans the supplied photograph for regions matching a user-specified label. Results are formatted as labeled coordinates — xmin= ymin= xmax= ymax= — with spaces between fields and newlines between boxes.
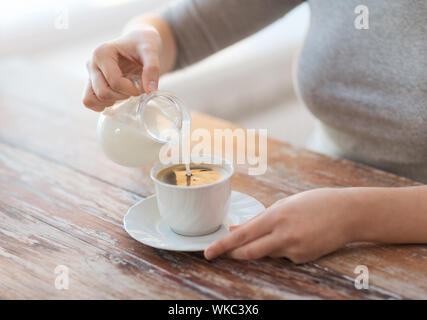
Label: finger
xmin=229 ymin=225 xmax=239 ymax=232
xmin=137 ymin=44 xmax=160 ymax=93
xmin=82 ymin=81 xmax=115 ymax=112
xmin=97 ymin=56 xmax=141 ymax=96
xmin=228 ymin=208 xmax=269 ymax=231
xmin=90 ymin=66 xmax=129 ymax=102
xmin=204 ymin=206 xmax=278 ymax=260
xmin=268 ymin=248 xmax=286 ymax=258
xmin=227 ymin=233 xmax=278 ymax=260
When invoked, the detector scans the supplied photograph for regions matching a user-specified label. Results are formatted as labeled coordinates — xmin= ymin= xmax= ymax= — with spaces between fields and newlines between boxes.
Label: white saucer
xmin=123 ymin=191 xmax=265 ymax=251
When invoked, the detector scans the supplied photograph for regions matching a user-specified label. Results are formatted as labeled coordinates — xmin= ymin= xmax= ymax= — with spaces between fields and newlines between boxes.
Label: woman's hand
xmin=204 ymin=188 xmax=359 ymax=264
xmin=82 ymin=26 xmax=162 ymax=111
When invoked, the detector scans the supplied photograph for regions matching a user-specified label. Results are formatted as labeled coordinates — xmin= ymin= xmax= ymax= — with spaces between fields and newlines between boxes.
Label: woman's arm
xmin=158 ymin=0 xmax=303 ymax=69
xmin=348 ymin=186 xmax=427 ymax=243
xmin=123 ymin=14 xmax=177 ymax=75
xmin=204 ymin=186 xmax=427 ymax=263
xmin=82 ymin=0 xmax=302 ymax=110
xmin=119 ymin=0 xmax=302 ymax=82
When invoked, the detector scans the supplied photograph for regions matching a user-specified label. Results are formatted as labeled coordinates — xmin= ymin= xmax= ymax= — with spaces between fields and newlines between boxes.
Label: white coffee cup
xmin=150 ymin=156 xmax=234 ymax=236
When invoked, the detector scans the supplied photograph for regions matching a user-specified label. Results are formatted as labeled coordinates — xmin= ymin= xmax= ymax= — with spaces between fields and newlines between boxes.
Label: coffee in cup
xmin=156 ymin=163 xmax=224 ymax=187
xmin=151 ymin=156 xmax=233 ymax=236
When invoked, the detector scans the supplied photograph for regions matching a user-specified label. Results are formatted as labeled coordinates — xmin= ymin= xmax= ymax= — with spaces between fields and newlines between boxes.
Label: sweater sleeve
xmin=159 ymin=0 xmax=303 ymax=70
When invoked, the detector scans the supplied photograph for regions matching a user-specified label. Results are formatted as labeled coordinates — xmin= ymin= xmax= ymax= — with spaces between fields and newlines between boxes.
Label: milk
xmin=97 ymin=113 xmax=164 ymax=167
xmin=97 ymin=94 xmax=191 ymax=169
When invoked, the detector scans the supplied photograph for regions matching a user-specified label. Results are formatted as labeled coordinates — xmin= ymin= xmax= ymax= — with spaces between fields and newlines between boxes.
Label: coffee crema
xmin=156 ymin=163 xmax=223 ymax=187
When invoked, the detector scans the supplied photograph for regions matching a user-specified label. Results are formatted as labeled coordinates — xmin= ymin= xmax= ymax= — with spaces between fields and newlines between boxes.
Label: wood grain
xmin=0 ymin=59 xmax=426 ymax=299
xmin=0 ymin=142 xmax=390 ymax=299
xmin=0 ymin=202 xmax=201 ymax=299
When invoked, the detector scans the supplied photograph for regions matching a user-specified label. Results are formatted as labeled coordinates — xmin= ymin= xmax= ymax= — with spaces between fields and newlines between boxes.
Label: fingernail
xmin=204 ymin=248 xmax=215 ymax=260
xmin=148 ymin=81 xmax=157 ymax=91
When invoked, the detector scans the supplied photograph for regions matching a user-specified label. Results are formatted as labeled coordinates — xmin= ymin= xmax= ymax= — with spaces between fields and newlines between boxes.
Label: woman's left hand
xmin=204 ymin=188 xmax=358 ymax=264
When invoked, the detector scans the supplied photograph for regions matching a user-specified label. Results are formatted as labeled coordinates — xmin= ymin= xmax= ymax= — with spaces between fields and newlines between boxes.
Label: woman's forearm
xmin=124 ymin=14 xmax=177 ymax=74
xmin=158 ymin=0 xmax=302 ymax=69
xmin=204 ymin=185 xmax=427 ymax=263
xmin=347 ymin=186 xmax=427 ymax=244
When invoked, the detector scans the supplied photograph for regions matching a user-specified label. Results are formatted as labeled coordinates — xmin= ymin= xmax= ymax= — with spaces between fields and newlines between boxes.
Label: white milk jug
xmin=97 ymin=91 xmax=191 ymax=167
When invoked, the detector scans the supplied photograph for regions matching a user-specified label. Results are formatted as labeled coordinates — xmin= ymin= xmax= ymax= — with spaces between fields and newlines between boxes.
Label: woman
xmin=82 ymin=0 xmax=427 ymax=263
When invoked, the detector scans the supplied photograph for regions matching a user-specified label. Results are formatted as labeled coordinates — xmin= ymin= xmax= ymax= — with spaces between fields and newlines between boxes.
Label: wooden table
xmin=0 ymin=60 xmax=426 ymax=300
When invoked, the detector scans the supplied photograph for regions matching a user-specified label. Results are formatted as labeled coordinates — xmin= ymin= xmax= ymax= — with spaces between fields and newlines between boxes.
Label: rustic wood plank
xmin=0 ymin=59 xmax=426 ymax=299
xmin=0 ymin=141 xmax=391 ymax=299
xmin=0 ymin=282 xmax=26 ymax=299
xmin=0 ymin=203 xmax=201 ymax=299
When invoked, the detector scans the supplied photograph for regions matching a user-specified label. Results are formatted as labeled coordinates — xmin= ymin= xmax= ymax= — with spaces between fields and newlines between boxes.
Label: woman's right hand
xmin=82 ymin=26 xmax=162 ymax=112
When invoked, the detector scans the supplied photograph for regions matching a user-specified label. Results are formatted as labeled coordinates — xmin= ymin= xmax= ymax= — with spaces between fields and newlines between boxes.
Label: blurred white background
xmin=0 ymin=0 xmax=315 ymax=146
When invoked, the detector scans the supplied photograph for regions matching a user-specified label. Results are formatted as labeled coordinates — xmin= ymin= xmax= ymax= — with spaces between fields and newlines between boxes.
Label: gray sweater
xmin=162 ymin=0 xmax=427 ymax=183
